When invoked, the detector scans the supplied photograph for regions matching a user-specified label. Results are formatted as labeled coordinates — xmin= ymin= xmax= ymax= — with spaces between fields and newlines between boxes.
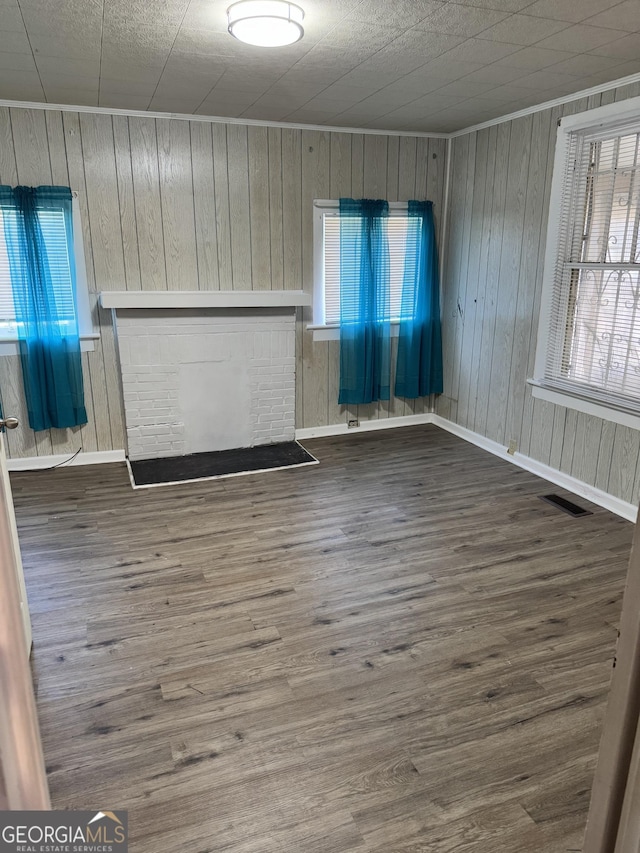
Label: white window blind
xmin=544 ymin=120 xmax=640 ymax=413
xmin=0 ymin=207 xmax=77 ymax=328
xmin=322 ymin=212 xmax=415 ymax=325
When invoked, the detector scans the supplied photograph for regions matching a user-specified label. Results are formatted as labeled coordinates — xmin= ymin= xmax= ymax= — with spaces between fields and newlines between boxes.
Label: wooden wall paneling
xmin=327 ymin=133 xmax=352 ymax=426
xmin=454 ymin=130 xmax=487 ymax=432
xmin=383 ymin=134 xmax=403 ymax=419
xmin=63 ymin=112 xmax=102 ymax=454
xmin=0 ymin=357 xmax=36 ymax=459
xmin=519 ymin=104 xmax=561 ymax=459
xmin=398 ymin=136 xmax=417 ymax=200
xmin=0 ymin=113 xmax=35 ymax=458
xmin=414 ymin=136 xmax=429 ymax=199
xmin=385 ymin=135 xmax=399 ymax=202
xmin=10 ymin=108 xmax=55 ymax=457
xmin=447 ymin=133 xmax=476 ymax=425
xmin=226 ymin=124 xmax=252 ymax=290
xmin=374 ymin=132 xmax=392 ymax=420
xmin=44 ymin=111 xmax=70 ymax=186
xmin=95 ymin=303 xmax=124 ymax=451
xmin=486 ymin=115 xmax=531 ymax=447
xmin=45 ymin=110 xmax=84 ymax=457
xmin=570 ymin=412 xmax=600 ymax=486
xmin=470 ymin=123 xmax=501 ymax=435
xmin=428 ymin=138 xmax=447 ymax=423
xmin=444 ymin=134 xmax=477 ymax=421
xmin=632 ymin=455 xmax=640 ymax=507
xmin=608 ymin=426 xmax=640 ymax=505
xmin=79 ymin=113 xmax=127 ymax=292
xmin=363 ymin=134 xmax=387 ymax=198
xmin=211 ymin=122 xmax=233 ymax=290
xmin=414 ymin=139 xmax=444 ymax=420
xmin=466 ymin=127 xmax=497 ymax=434
xmin=112 ymin=116 xmax=142 ymax=291
xmin=301 ymin=130 xmax=330 ymax=429
xmin=559 ymin=408 xmax=578 ymax=474
xmin=505 ymin=108 xmax=552 ymax=455
xmin=10 ymin=108 xmax=52 ymax=185
xmin=282 ymin=128 xmax=302 ymax=292
xmin=439 ymin=134 xmax=470 ymax=423
xmin=393 ymin=136 xmax=417 ymax=420
xmin=267 ymin=127 xmax=284 ymax=291
xmin=428 ymin=138 xmax=447 ymax=242
xmin=561 ymin=96 xmax=592 ymax=118
xmin=77 ymin=350 xmax=99 ymax=453
xmin=189 ymin=121 xmax=219 ymax=291
xmin=527 ymin=399 xmax=554 ymax=467
xmin=247 ymin=126 xmax=272 ymax=291
xmin=156 ymin=119 xmax=198 ymax=291
xmin=128 ymin=117 xmax=167 ymax=291
xmin=82 ymin=334 xmax=112 ymax=452
xmin=346 ymin=133 xmax=364 ymax=425
xmin=409 ymin=138 xmax=430 ymax=418
xmin=327 ymin=339 xmax=342 ymax=426
xmin=596 ymin=419 xmax=617 ymax=494
xmin=350 ymin=130 xmax=367 ymax=419
xmin=542 ymin=100 xmax=594 ymax=474
xmin=361 ymin=134 xmax=388 ymax=422
xmin=0 ymin=107 xmax=17 ymax=184
xmin=615 ymin=82 xmax=640 ymax=101
xmin=548 ymin=406 xmax=567 ymax=471
xmin=351 ymin=133 xmax=364 ymax=198
xmin=280 ymin=129 xmax=303 ymax=424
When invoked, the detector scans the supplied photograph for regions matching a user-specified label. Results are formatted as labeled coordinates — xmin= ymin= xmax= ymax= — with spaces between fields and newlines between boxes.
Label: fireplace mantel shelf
xmin=99 ymin=290 xmax=311 ymax=310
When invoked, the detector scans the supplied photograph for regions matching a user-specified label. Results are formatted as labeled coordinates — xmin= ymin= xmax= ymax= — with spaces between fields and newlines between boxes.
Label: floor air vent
xmin=539 ymin=494 xmax=592 ymax=517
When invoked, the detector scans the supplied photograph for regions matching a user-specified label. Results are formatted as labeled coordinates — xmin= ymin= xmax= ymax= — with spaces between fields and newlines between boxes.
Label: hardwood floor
xmin=11 ymin=425 xmax=633 ymax=852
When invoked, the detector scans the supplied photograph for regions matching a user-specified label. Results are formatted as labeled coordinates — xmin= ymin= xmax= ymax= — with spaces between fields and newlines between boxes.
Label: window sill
xmin=308 ymin=322 xmax=401 ymax=342
xmin=528 ymin=379 xmax=640 ymax=431
xmin=0 ymin=333 xmax=98 ymax=357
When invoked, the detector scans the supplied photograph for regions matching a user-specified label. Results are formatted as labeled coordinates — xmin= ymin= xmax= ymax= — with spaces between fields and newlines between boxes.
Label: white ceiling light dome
xmin=227 ymin=1 xmax=305 ymax=47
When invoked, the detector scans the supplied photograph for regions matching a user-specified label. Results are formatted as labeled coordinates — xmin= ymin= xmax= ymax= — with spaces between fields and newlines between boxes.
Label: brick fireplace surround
xmin=100 ymin=291 xmax=311 ymax=462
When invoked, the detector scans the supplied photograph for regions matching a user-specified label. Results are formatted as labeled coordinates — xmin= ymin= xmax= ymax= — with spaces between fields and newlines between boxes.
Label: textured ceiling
xmin=1 ymin=0 xmax=639 ymax=132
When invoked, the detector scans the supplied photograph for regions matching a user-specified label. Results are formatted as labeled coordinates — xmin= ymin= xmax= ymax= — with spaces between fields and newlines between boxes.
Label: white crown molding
xmin=450 ymin=70 xmax=640 ymax=138
xmin=0 ymin=98 xmax=447 ymax=139
xmin=2 ymin=71 xmax=640 ymax=141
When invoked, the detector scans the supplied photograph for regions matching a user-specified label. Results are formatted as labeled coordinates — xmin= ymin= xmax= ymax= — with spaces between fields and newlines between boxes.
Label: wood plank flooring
xmin=11 ymin=425 xmax=633 ymax=852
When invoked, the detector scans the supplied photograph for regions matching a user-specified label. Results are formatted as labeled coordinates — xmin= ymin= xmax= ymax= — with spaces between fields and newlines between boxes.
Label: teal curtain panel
xmin=338 ymin=198 xmax=391 ymax=405
xmin=395 ymin=200 xmax=443 ymax=399
xmin=0 ymin=185 xmax=87 ymax=431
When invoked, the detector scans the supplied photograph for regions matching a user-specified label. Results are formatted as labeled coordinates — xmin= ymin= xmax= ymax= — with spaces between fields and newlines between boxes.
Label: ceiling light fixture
xmin=227 ymin=1 xmax=305 ymax=47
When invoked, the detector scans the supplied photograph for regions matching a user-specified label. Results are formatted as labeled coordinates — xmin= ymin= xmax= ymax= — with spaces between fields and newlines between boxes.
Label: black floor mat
xmin=129 ymin=441 xmax=317 ymax=487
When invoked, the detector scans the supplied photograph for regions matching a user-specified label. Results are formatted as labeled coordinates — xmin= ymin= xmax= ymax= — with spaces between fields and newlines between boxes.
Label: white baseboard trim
xmin=433 ymin=415 xmax=638 ymax=523
xmin=296 ymin=413 xmax=433 ymax=440
xmin=7 ymin=416 xmax=636 ymax=520
xmin=7 ymin=449 xmax=126 ymax=471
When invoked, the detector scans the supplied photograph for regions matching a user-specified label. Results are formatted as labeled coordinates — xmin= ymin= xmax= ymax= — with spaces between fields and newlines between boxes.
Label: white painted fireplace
xmin=100 ymin=291 xmax=311 ymax=462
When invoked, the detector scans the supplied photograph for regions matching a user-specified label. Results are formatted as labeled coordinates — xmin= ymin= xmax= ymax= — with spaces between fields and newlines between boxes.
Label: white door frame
xmin=0 ymin=430 xmax=49 ymax=809
xmin=584 ymin=516 xmax=640 ymax=852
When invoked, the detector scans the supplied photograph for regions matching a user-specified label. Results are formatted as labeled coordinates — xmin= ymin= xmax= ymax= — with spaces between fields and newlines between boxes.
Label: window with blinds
xmin=316 ymin=205 xmax=413 ymax=326
xmin=541 ymin=119 xmax=640 ymax=413
xmin=0 ymin=207 xmax=77 ymax=331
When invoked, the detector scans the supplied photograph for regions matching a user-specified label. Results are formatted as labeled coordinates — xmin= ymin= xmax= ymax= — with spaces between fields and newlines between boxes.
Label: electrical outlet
xmin=348 ymin=418 xmax=359 ymax=429
xmin=507 ymin=439 xmax=517 ymax=455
